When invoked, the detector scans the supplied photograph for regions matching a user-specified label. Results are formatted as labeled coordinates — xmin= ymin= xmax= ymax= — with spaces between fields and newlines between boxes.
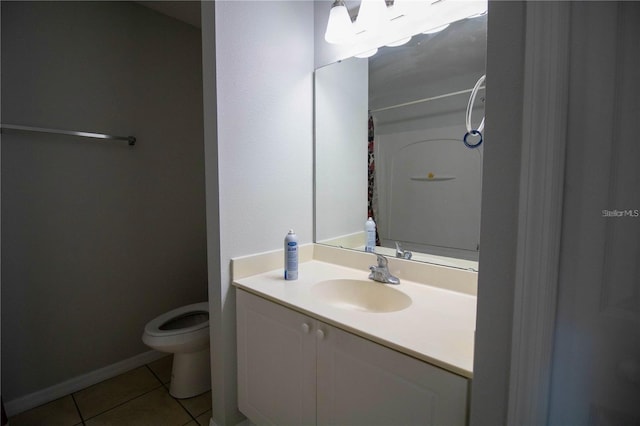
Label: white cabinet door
xmin=316 ymin=323 xmax=469 ymax=426
xmin=237 ymin=290 xmax=316 ymax=426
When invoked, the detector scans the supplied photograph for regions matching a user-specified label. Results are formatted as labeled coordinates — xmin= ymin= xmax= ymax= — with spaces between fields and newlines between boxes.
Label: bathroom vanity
xmin=233 ymin=244 xmax=476 ymax=426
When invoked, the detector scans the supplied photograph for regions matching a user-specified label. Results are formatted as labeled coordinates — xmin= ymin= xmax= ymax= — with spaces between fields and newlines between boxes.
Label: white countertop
xmin=233 ymin=259 xmax=476 ymax=378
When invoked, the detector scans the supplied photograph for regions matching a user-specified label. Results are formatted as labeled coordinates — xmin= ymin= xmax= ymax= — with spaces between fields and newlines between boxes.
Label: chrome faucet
xmin=369 ymin=254 xmax=400 ymax=285
xmin=395 ymin=241 xmax=412 ymax=260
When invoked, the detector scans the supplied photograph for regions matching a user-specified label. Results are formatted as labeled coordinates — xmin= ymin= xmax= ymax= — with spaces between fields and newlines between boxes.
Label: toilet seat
xmin=144 ymin=302 xmax=209 ymax=338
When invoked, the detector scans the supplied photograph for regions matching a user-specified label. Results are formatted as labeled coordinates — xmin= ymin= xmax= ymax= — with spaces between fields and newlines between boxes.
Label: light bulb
xmin=355 ymin=0 xmax=390 ymax=34
xmin=325 ymin=0 xmax=356 ymax=44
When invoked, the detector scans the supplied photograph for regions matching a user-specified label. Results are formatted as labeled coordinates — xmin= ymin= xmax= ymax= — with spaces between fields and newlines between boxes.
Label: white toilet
xmin=142 ymin=302 xmax=210 ymax=399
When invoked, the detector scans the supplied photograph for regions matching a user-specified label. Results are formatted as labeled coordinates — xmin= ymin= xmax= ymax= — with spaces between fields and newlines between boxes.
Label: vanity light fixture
xmin=325 ymin=0 xmax=487 ymax=59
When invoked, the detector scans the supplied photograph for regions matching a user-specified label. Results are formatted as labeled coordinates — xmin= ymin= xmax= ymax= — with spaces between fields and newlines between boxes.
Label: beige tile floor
xmin=8 ymin=356 xmax=212 ymax=426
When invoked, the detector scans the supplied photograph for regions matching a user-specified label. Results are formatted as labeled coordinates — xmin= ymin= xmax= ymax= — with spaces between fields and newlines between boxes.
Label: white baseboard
xmin=5 ymin=349 xmax=166 ymax=417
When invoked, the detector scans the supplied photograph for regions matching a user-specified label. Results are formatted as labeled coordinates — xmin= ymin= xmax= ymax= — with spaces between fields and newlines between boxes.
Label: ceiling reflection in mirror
xmin=314 ymin=13 xmax=487 ymax=271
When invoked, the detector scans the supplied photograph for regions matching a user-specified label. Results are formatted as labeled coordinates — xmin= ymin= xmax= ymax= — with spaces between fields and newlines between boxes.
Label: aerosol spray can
xmin=284 ymin=229 xmax=298 ymax=280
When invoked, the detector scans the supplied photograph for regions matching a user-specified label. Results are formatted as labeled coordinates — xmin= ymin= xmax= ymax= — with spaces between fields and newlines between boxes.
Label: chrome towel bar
xmin=1 ymin=124 xmax=136 ymax=146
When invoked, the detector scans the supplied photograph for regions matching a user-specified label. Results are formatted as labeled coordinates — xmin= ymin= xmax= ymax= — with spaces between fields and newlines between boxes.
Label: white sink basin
xmin=311 ymin=279 xmax=412 ymax=313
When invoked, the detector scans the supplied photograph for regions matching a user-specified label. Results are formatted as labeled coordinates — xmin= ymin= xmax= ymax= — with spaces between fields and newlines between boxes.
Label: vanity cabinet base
xmin=237 ymin=289 xmax=469 ymax=426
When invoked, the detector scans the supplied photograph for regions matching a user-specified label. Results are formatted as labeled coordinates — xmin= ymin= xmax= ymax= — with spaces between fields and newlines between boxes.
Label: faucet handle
xmin=394 ymin=241 xmax=412 ymax=260
xmin=395 ymin=241 xmax=403 ymax=258
xmin=375 ymin=253 xmax=388 ymax=268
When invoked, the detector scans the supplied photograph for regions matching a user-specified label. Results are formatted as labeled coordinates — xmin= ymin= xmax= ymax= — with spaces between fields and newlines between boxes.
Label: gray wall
xmin=1 ymin=1 xmax=207 ymax=401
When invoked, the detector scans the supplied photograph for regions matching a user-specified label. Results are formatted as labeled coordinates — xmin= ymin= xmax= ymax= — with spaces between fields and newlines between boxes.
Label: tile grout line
xmin=177 ymin=399 xmax=199 ymax=425
xmin=144 ymin=364 xmax=173 ymax=393
xmin=70 ymin=393 xmax=86 ymax=425
xmin=79 ymin=382 xmax=165 ymax=423
xmin=145 ymin=364 xmax=200 ymax=425
xmin=13 ymin=362 xmax=200 ymax=426
xmin=145 ymin=364 xmax=167 ymax=387
xmin=145 ymin=364 xmax=199 ymax=425
xmin=72 ymin=366 xmax=166 ymax=423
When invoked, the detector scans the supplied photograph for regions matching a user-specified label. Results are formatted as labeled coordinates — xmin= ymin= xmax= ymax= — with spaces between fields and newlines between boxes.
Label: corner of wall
xmin=469 ymin=1 xmax=527 ymax=425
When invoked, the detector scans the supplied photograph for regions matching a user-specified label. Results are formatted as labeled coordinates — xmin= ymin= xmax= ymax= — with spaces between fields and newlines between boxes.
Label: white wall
xmin=315 ymin=57 xmax=368 ymax=243
xmin=1 ymin=1 xmax=206 ymax=402
xmin=205 ymin=1 xmax=315 ymax=424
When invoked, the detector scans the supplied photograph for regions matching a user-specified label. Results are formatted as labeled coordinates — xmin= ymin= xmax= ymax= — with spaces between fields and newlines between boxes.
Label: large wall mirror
xmin=314 ymin=13 xmax=487 ymax=270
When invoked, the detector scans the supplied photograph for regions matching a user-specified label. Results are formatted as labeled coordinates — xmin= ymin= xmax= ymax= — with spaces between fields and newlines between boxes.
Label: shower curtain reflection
xmin=368 ymin=113 xmax=380 ymax=245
